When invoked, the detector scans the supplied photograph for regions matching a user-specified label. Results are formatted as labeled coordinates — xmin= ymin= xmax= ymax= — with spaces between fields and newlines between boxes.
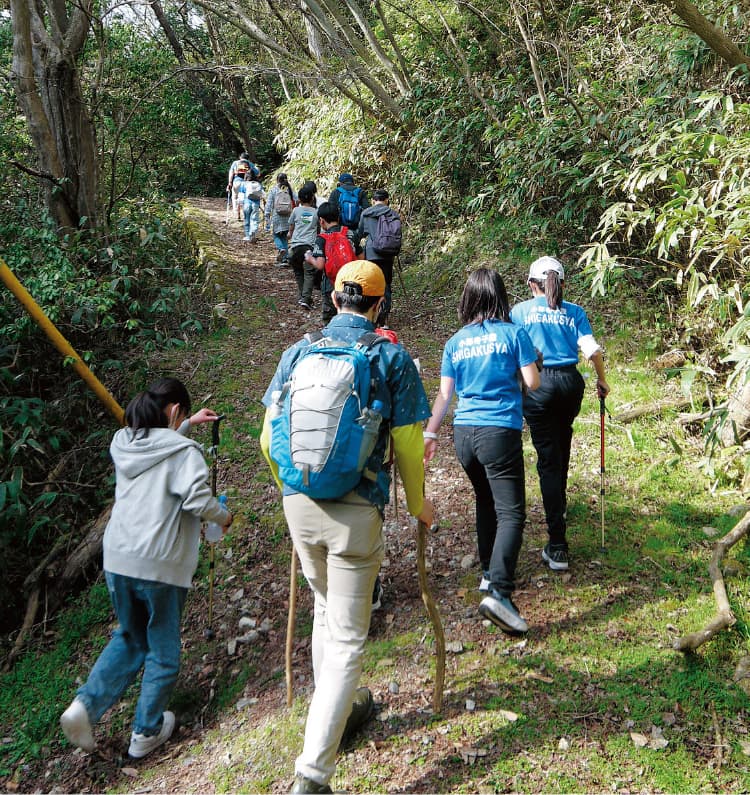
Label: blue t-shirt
xmin=441 ymin=319 xmax=537 ymax=430
xmin=510 ymin=297 xmax=594 ymax=368
xmin=262 ymin=312 xmax=430 ymax=512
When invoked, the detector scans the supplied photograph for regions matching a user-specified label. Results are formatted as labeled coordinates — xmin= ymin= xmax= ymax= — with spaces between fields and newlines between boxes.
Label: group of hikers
xmin=58 ymin=151 xmax=610 ymax=794
xmin=227 ymin=153 xmax=402 ymax=324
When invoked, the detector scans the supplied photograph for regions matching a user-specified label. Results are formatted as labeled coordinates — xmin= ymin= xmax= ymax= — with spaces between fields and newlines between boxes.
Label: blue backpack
xmin=336 ymin=185 xmax=363 ymax=227
xmin=269 ymin=331 xmax=386 ymax=499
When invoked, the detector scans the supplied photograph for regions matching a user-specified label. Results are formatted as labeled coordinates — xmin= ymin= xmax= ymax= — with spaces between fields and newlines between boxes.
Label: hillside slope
xmin=11 ymin=198 xmax=750 ymax=795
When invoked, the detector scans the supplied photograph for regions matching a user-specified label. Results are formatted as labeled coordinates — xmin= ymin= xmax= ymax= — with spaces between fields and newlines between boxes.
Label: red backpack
xmin=321 ymin=226 xmax=356 ymax=282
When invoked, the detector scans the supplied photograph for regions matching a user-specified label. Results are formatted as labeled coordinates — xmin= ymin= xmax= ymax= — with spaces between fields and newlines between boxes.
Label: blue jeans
xmin=522 ymin=366 xmax=585 ymax=548
xmin=273 ymin=230 xmax=289 ymax=256
xmin=76 ymin=572 xmax=187 ymax=736
xmin=244 ymin=201 xmax=261 ymax=238
xmin=453 ymin=426 xmax=525 ymax=596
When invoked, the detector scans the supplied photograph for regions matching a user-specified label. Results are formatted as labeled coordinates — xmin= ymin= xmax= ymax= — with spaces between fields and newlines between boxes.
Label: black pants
xmin=454 ymin=425 xmax=525 ymax=597
xmin=370 ymin=257 xmax=394 ymax=316
xmin=522 ymin=366 xmax=585 ymax=549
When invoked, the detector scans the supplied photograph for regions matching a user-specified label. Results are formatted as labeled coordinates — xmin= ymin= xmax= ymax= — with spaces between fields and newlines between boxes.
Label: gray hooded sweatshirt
xmin=357 ymin=203 xmax=397 ymax=261
xmin=103 ymin=426 xmax=230 ymax=588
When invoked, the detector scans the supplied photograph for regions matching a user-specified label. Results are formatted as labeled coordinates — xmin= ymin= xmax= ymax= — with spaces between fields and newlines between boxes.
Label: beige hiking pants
xmin=283 ymin=491 xmax=383 ymax=786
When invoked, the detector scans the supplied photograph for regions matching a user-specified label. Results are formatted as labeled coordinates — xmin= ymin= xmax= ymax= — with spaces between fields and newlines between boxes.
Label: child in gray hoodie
xmin=60 ymin=378 xmax=232 ymax=759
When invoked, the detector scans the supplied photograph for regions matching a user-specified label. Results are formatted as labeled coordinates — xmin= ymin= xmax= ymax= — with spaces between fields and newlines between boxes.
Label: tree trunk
xmin=510 ymin=0 xmax=550 ymax=119
xmin=10 ymin=0 xmax=99 ymax=231
xmin=664 ymin=0 xmax=750 ymax=68
xmin=720 ymin=378 xmax=750 ymax=447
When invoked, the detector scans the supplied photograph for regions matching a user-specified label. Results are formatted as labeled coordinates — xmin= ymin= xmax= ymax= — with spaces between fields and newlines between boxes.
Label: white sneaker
xmin=60 ymin=698 xmax=96 ymax=752
xmin=243 ymin=236 xmax=251 ymax=241
xmin=128 ymin=711 xmax=175 ymax=759
xmin=479 ymin=574 xmax=491 ymax=592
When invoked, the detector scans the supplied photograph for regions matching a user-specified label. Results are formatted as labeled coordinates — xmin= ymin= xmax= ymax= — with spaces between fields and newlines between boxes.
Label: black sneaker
xmin=291 ymin=774 xmax=332 ymax=794
xmin=340 ymin=687 xmax=374 ymax=746
xmin=478 ymin=590 xmax=528 ymax=635
xmin=298 ymin=299 xmax=312 ymax=310
xmin=371 ymin=576 xmax=383 ymax=611
xmin=542 ymin=543 xmax=569 ymax=571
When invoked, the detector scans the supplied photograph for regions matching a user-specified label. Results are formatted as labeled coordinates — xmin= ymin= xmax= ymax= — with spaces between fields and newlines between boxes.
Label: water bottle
xmin=357 ymin=399 xmax=384 ymax=469
xmin=268 ymin=389 xmax=283 ymax=420
xmin=205 ymin=495 xmax=228 ymax=543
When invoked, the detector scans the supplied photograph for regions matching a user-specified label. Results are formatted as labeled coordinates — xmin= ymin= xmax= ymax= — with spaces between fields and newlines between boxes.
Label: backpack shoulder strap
xmin=303 ymin=330 xmax=325 ymax=345
xmin=357 ymin=331 xmax=386 ymax=350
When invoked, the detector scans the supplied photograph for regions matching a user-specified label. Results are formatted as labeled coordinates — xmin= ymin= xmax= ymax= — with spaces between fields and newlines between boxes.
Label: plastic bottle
xmin=268 ymin=389 xmax=283 ymax=419
xmin=205 ymin=495 xmax=228 ymax=543
xmin=357 ymin=399 xmax=384 ymax=469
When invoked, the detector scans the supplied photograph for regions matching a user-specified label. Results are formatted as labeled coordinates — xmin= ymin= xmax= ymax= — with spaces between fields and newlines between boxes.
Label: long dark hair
xmin=277 ymin=172 xmax=292 ymax=194
xmin=531 ymin=272 xmax=563 ymax=310
xmin=458 ymin=268 xmax=510 ymax=325
xmin=125 ymin=377 xmax=191 ymax=438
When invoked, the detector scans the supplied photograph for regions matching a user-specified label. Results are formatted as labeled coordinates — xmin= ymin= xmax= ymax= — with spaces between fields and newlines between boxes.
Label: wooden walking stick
xmin=417 ymin=518 xmax=445 ymax=713
xmin=285 ymin=546 xmax=298 ymax=707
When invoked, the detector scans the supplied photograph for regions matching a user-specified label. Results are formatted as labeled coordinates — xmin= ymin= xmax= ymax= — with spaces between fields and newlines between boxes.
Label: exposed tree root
xmin=673 ymin=510 xmax=750 ymax=653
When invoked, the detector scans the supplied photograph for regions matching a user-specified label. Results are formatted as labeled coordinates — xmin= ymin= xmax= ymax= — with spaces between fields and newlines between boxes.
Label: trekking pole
xmin=417 ymin=518 xmax=445 ymax=713
xmin=599 ymin=392 xmax=606 ymax=552
xmin=204 ymin=415 xmax=225 ymax=641
xmin=395 ymin=254 xmax=408 ymax=298
xmin=225 ymin=188 xmax=231 ymax=225
xmin=285 ymin=546 xmax=298 ymax=707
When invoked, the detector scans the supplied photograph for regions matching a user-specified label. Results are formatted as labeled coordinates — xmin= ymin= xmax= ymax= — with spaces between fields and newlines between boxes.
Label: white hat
xmin=528 ymin=256 xmax=564 ymax=283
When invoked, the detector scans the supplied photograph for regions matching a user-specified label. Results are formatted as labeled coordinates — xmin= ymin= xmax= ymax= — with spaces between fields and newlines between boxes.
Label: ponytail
xmin=125 ymin=377 xmax=191 ymax=438
xmin=544 ymin=271 xmax=563 ymax=310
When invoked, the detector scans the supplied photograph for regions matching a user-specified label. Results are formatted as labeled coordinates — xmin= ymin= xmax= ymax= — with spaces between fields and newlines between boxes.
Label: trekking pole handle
xmin=212 ymin=414 xmax=225 ymax=450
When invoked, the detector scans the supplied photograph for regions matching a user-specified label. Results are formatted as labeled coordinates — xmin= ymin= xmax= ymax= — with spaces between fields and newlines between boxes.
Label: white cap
xmin=528 ymin=256 xmax=564 ymax=283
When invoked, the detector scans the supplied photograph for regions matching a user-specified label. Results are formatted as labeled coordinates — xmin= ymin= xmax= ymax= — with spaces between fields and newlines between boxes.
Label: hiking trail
xmin=40 ymin=197 xmax=654 ymax=794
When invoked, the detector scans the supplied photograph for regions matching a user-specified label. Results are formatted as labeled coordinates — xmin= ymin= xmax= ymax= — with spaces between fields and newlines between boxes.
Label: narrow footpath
xmin=44 ymin=196 xmax=731 ymax=795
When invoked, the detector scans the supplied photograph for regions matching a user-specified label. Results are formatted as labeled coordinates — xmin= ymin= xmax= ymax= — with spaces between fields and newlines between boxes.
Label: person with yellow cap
xmin=260 ymin=260 xmax=434 ymax=794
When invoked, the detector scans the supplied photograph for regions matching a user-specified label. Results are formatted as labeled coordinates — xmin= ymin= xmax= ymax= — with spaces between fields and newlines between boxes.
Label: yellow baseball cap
xmin=334 ymin=260 xmax=386 ymax=297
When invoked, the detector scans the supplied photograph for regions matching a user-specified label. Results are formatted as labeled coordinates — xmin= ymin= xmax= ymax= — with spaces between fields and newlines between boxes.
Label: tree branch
xmin=673 ymin=510 xmax=750 ymax=652
xmin=663 ymin=0 xmax=750 ymax=68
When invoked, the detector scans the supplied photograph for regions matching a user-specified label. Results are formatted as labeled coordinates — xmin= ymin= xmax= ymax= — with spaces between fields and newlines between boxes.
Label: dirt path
xmin=43 ymin=197 xmax=597 ymax=794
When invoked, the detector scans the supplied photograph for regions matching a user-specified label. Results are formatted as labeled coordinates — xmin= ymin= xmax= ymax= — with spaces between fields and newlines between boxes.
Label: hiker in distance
xmin=237 ymin=171 xmax=266 ymax=243
xmin=424 ymin=268 xmax=540 ymax=635
xmin=328 ymin=172 xmax=369 ymax=229
xmin=60 ymin=378 xmax=233 ymax=758
xmin=265 ymin=172 xmax=296 ymax=265
xmin=304 ymin=201 xmax=360 ymax=325
xmin=287 ymin=184 xmax=320 ymax=310
xmin=260 ymin=260 xmax=434 ymax=794
xmin=510 ymin=256 xmax=610 ymax=572
xmin=356 ymin=189 xmax=402 ymax=326
xmin=227 ymin=152 xmax=259 ymax=221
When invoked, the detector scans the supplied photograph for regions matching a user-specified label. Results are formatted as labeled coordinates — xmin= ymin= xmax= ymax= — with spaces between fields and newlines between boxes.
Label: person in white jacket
xmin=60 ymin=378 xmax=233 ymax=759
